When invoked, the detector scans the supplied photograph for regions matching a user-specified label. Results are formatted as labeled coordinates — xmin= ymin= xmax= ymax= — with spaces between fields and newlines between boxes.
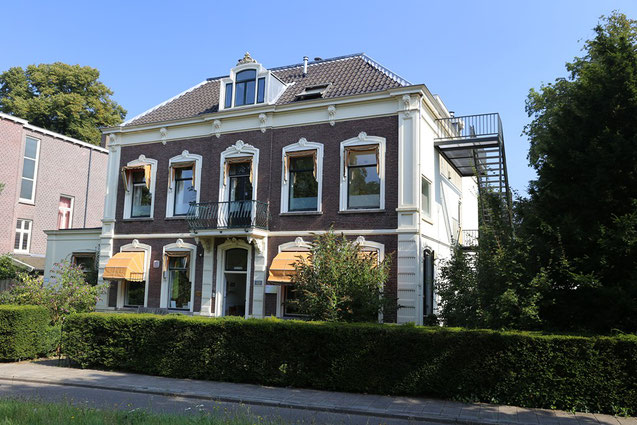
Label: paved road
xmin=0 ymin=361 xmax=633 ymax=425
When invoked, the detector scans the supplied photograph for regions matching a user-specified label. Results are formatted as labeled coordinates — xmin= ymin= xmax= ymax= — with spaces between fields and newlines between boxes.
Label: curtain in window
xmin=284 ymin=150 xmax=317 ymax=182
xmin=121 ymin=164 xmax=152 ymax=191
xmin=163 ymin=251 xmax=190 ymax=279
xmin=344 ymin=145 xmax=379 ymax=177
xmin=168 ymin=161 xmax=196 ymax=191
xmin=58 ymin=197 xmax=72 ymax=229
xmin=223 ymin=157 xmax=253 ymax=185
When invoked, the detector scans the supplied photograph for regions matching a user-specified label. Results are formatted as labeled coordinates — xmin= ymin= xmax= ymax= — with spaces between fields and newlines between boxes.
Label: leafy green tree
xmin=0 ymin=254 xmax=18 ymax=280
xmin=0 ymin=63 xmax=126 ymax=145
xmin=521 ymin=12 xmax=637 ymax=332
xmin=291 ymin=231 xmax=394 ymax=322
xmin=0 ymin=261 xmax=107 ymax=325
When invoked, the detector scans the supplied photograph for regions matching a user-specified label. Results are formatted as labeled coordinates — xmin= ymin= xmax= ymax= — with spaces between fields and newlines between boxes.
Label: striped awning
xmin=267 ymin=251 xmax=310 ymax=284
xmin=103 ymin=252 xmax=145 ymax=282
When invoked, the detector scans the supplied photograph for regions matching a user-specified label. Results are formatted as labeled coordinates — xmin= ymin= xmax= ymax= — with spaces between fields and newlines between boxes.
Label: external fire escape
xmin=434 ymin=113 xmax=513 ymax=247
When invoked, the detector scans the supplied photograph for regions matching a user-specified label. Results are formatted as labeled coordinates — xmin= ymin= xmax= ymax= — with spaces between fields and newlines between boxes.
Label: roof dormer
xmin=220 ymin=53 xmax=287 ymax=110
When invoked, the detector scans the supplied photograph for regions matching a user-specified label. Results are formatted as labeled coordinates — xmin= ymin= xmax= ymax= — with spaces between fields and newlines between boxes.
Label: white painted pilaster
xmin=396 ymin=95 xmax=420 ymax=231
xmin=250 ymin=237 xmax=267 ymax=318
xmin=397 ymin=233 xmax=420 ymax=324
xmin=198 ymin=238 xmax=214 ymax=316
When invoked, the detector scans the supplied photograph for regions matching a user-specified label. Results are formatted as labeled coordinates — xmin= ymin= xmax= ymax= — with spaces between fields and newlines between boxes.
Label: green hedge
xmin=63 ymin=313 xmax=637 ymax=415
xmin=0 ymin=305 xmax=51 ymax=361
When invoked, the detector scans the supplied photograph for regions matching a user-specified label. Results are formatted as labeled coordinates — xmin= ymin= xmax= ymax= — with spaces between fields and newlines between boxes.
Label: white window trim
xmin=116 ymin=240 xmax=152 ymax=309
xmin=123 ymin=155 xmax=158 ymax=220
xmin=160 ymin=239 xmax=197 ymax=312
xmin=215 ymin=238 xmax=252 ymax=318
xmin=19 ymin=136 xmax=40 ymax=204
xmin=219 ymin=61 xmax=282 ymax=110
xmin=165 ymin=151 xmax=202 ymax=218
xmin=274 ymin=237 xmax=312 ymax=318
xmin=280 ymin=138 xmax=323 ymax=214
xmin=421 ymin=175 xmax=432 ymax=221
xmin=14 ymin=219 xmax=32 ymax=254
xmin=218 ymin=140 xmax=259 ymax=203
xmin=339 ymin=132 xmax=386 ymax=212
xmin=58 ymin=195 xmax=74 ymax=229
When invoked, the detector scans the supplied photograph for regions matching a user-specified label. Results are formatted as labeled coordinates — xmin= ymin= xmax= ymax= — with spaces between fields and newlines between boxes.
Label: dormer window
xmin=295 ymin=84 xmax=329 ymax=101
xmin=221 ymin=52 xmax=286 ymax=110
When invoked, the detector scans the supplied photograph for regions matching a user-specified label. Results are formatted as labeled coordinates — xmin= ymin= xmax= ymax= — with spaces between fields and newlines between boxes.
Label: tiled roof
xmin=123 ymin=54 xmax=410 ymax=127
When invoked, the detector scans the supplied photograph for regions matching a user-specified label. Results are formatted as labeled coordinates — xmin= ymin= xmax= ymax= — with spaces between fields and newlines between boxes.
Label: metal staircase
xmin=435 ymin=113 xmax=512 ymax=226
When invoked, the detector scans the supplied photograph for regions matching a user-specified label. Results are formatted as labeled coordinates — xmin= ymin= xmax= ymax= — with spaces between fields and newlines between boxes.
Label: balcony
xmin=186 ymin=201 xmax=269 ymax=232
xmin=456 ymin=229 xmax=479 ymax=249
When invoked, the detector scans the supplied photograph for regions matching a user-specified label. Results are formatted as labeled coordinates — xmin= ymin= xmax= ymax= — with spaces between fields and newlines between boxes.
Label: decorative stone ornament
xmin=237 ymin=52 xmax=257 ymax=65
xmin=233 ymin=140 xmax=245 ymax=153
xmin=355 ymin=236 xmax=366 ymax=245
xmin=160 ymin=127 xmax=168 ymax=144
xmin=298 ymin=137 xmax=308 ymax=147
xmin=402 ymin=94 xmax=412 ymax=117
xmin=132 ymin=239 xmax=140 ymax=248
xmin=294 ymin=237 xmax=306 ymax=247
xmin=258 ymin=113 xmax=267 ymax=133
xmin=181 ymin=150 xmax=190 ymax=158
xmin=213 ymin=120 xmax=221 ymax=138
xmin=247 ymin=236 xmax=265 ymax=254
xmin=138 ymin=154 xmax=146 ymax=161
xmin=176 ymin=238 xmax=185 ymax=248
xmin=109 ymin=133 xmax=119 ymax=145
xmin=327 ymin=105 xmax=336 ymax=126
xmin=358 ymin=132 xmax=367 ymax=142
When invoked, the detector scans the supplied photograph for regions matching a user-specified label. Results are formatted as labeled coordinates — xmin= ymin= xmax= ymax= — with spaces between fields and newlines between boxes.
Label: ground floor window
xmin=167 ymin=255 xmax=191 ymax=310
xmin=283 ymin=285 xmax=305 ymax=317
xmin=125 ymin=281 xmax=145 ymax=307
xmin=71 ymin=253 xmax=97 ymax=285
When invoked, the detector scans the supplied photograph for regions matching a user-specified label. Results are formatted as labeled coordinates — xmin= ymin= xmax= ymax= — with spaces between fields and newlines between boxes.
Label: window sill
xmin=422 ymin=215 xmax=433 ymax=225
xmin=18 ymin=199 xmax=35 ymax=206
xmin=280 ymin=211 xmax=323 ymax=216
xmin=122 ymin=217 xmax=154 ymax=222
xmin=165 ymin=216 xmax=189 ymax=221
xmin=338 ymin=209 xmax=385 ymax=214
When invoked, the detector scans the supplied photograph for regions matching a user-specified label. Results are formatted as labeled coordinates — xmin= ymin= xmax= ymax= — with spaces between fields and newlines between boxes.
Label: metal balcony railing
xmin=460 ymin=229 xmax=479 ymax=247
xmin=186 ymin=200 xmax=269 ymax=231
xmin=435 ymin=112 xmax=503 ymax=144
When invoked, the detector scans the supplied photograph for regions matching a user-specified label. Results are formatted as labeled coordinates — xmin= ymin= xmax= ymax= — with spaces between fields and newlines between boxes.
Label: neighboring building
xmin=83 ymin=53 xmax=508 ymax=324
xmin=0 ymin=112 xmax=108 ymax=273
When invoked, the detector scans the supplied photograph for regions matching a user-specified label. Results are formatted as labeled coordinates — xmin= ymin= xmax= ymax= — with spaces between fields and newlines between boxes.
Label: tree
xmin=521 ymin=12 xmax=637 ymax=332
xmin=0 ymin=261 xmax=107 ymax=325
xmin=291 ymin=231 xmax=394 ymax=322
xmin=0 ymin=254 xmax=18 ymax=280
xmin=0 ymin=63 xmax=126 ymax=145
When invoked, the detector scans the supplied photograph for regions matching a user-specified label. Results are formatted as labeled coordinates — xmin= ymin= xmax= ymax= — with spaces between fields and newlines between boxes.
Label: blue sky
xmin=2 ymin=0 xmax=637 ymax=194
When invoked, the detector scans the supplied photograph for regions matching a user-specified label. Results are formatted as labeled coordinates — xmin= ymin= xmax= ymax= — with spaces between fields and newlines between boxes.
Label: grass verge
xmin=0 ymin=399 xmax=284 ymax=425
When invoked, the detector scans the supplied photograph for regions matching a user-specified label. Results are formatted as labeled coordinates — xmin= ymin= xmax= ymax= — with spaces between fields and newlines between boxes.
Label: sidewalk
xmin=0 ymin=360 xmax=632 ymax=425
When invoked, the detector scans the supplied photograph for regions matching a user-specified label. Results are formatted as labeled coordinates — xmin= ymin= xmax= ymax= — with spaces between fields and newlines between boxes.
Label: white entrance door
xmin=223 ymin=248 xmax=248 ymax=317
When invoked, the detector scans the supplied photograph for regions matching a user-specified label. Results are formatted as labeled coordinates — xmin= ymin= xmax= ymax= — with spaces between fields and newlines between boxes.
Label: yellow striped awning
xmin=103 ymin=252 xmax=145 ymax=282
xmin=267 ymin=251 xmax=310 ymax=284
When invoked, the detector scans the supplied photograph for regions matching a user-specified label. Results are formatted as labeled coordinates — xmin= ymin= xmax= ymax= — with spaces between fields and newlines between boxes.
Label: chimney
xmin=303 ymin=56 xmax=308 ymax=75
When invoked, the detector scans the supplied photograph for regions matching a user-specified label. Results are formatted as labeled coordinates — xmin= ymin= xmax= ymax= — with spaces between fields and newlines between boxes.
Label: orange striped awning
xmin=267 ymin=251 xmax=310 ymax=284
xmin=103 ymin=252 xmax=145 ymax=282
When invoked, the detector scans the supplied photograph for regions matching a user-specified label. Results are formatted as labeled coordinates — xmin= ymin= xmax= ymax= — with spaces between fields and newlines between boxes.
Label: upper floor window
xmin=58 ymin=196 xmax=74 ymax=229
xmin=281 ymin=139 xmax=323 ymax=214
xmin=421 ymin=176 xmax=431 ymax=218
xmin=225 ymin=69 xmax=266 ymax=108
xmin=221 ymin=54 xmax=284 ymax=111
xmin=20 ymin=137 xmax=40 ymax=203
xmin=166 ymin=152 xmax=201 ymax=218
xmin=339 ymin=133 xmax=385 ymax=212
xmin=122 ymin=157 xmax=157 ymax=220
xmin=14 ymin=219 xmax=32 ymax=253
xmin=346 ymin=147 xmax=380 ymax=209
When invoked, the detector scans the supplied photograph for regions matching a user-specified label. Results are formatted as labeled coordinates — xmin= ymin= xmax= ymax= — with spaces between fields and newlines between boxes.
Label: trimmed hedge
xmin=0 ymin=305 xmax=51 ymax=361
xmin=63 ymin=313 xmax=637 ymax=415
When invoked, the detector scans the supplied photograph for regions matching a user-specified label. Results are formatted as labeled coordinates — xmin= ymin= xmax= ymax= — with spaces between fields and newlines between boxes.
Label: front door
xmin=223 ymin=248 xmax=248 ymax=316
xmin=228 ymin=162 xmax=252 ymax=227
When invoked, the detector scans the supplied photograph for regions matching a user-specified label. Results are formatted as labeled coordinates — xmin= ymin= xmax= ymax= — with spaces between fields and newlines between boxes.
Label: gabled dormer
xmin=219 ymin=53 xmax=287 ymax=110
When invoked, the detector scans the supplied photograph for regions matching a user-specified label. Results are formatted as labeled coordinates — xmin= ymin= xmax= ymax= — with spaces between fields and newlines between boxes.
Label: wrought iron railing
xmin=186 ymin=200 xmax=269 ymax=231
xmin=435 ymin=112 xmax=503 ymax=142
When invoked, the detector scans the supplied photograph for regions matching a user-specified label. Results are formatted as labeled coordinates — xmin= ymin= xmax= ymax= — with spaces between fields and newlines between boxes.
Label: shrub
xmin=0 ymin=305 xmax=51 ymax=360
xmin=0 ymin=261 xmax=107 ymax=325
xmin=292 ymin=231 xmax=394 ymax=322
xmin=64 ymin=313 xmax=637 ymax=415
xmin=0 ymin=254 xmax=18 ymax=280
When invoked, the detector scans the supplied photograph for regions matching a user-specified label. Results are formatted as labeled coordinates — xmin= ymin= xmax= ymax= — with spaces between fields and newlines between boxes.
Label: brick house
xmin=0 ymin=112 xmax=107 ymax=273
xmin=91 ymin=53 xmax=509 ymax=324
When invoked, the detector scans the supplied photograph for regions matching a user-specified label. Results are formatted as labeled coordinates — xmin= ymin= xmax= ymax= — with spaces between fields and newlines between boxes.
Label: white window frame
xmin=115 ymin=240 xmax=152 ymax=309
xmin=281 ymin=138 xmax=323 ymax=214
xmin=421 ymin=175 xmax=432 ymax=220
xmin=219 ymin=61 xmax=284 ymax=110
xmin=160 ymin=239 xmax=197 ymax=312
xmin=165 ymin=151 xmax=202 ymax=218
xmin=218 ymin=140 xmax=259 ymax=203
xmin=19 ymin=136 xmax=40 ymax=204
xmin=274 ymin=237 xmax=312 ymax=318
xmin=339 ymin=132 xmax=386 ymax=212
xmin=215 ymin=238 xmax=252 ymax=318
xmin=14 ymin=219 xmax=32 ymax=254
xmin=123 ymin=155 xmax=158 ymax=220
xmin=58 ymin=195 xmax=74 ymax=229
